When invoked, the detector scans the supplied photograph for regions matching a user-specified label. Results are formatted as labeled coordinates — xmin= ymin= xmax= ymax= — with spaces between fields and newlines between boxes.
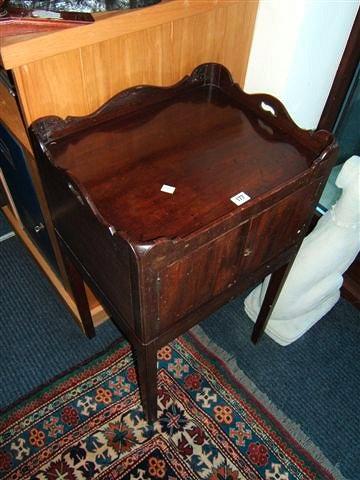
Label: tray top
xmin=34 ymin=64 xmax=334 ymax=243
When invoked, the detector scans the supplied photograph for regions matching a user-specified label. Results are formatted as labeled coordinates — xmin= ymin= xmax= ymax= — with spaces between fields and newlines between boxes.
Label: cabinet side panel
xmin=39 ymin=162 xmax=135 ymax=328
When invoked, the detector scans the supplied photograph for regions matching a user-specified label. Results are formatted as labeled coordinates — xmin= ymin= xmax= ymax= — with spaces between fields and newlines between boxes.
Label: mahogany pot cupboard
xmin=30 ymin=63 xmax=338 ymax=421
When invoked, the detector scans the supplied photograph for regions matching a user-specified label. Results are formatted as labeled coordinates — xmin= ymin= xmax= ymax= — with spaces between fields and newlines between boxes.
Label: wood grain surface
xmin=0 ymin=80 xmax=31 ymax=152
xmin=11 ymin=1 xmax=258 ymax=124
xmin=1 ymin=1 xmax=254 ymax=68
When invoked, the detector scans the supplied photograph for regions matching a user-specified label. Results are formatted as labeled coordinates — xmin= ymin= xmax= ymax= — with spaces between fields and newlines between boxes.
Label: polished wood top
xmin=47 ymin=88 xmax=311 ymax=241
xmin=0 ymin=6 xmax=94 ymax=38
xmin=32 ymin=63 xmax=336 ymax=243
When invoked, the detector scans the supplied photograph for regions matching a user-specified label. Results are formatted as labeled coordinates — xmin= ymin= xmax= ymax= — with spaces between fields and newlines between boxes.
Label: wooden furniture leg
xmin=60 ymin=243 xmax=95 ymax=339
xmin=0 ymin=178 xmax=7 ymax=207
xmin=135 ymin=343 xmax=158 ymax=422
xmin=251 ymin=263 xmax=290 ymax=344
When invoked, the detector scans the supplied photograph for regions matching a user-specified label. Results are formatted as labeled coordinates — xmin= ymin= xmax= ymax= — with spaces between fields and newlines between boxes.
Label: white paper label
xmin=230 ymin=191 xmax=251 ymax=206
xmin=161 ymin=184 xmax=176 ymax=194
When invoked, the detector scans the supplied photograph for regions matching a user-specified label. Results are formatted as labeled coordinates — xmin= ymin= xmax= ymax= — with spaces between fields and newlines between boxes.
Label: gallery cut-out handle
xmin=261 ymin=101 xmax=276 ymax=117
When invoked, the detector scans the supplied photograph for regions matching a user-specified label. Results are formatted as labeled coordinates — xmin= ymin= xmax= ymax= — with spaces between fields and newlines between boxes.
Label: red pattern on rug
xmin=0 ymin=334 xmax=335 ymax=480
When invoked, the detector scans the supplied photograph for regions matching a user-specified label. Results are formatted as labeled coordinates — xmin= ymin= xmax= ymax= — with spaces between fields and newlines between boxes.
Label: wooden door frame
xmin=318 ymin=7 xmax=359 ymax=130
xmin=317 ymin=7 xmax=359 ymax=309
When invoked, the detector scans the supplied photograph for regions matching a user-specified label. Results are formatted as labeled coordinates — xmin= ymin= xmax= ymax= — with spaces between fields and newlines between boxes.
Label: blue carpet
xmin=0 ymin=208 xmax=358 ymax=478
xmin=0 ymin=232 xmax=121 ymax=408
xmin=199 ymin=296 xmax=360 ymax=479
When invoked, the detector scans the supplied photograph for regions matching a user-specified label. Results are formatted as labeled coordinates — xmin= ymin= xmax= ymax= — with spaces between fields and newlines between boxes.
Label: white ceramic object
xmin=244 ymin=155 xmax=360 ymax=346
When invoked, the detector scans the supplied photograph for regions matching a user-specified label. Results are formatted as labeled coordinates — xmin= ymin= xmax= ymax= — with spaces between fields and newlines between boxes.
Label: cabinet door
xmin=158 ymin=220 xmax=249 ymax=330
xmin=0 ymin=122 xmax=56 ymax=268
xmin=242 ymin=182 xmax=320 ymax=273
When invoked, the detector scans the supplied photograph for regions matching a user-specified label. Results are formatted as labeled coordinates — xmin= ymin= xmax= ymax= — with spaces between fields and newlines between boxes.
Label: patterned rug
xmin=0 ymin=333 xmax=336 ymax=480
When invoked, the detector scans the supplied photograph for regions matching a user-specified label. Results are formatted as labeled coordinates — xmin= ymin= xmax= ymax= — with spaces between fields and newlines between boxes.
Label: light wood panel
xmin=0 ymin=80 xmax=31 ymax=152
xmin=0 ymin=1 xmax=227 ymax=69
xmin=13 ymin=1 xmax=258 ymax=124
xmin=14 ymin=48 xmax=89 ymax=122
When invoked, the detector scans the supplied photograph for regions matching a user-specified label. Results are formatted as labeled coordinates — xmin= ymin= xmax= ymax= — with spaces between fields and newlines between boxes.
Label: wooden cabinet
xmin=30 ymin=63 xmax=338 ymax=420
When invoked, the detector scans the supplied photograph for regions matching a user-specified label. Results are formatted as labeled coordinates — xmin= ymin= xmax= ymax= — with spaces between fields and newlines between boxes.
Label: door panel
xmin=242 ymin=182 xmax=320 ymax=272
xmin=158 ymin=220 xmax=249 ymax=330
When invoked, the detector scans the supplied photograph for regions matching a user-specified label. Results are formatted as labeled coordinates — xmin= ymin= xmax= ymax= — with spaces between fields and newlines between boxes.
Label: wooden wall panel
xmin=79 ymin=23 xmax=174 ymax=114
xmin=14 ymin=49 xmax=88 ymax=123
xmin=216 ymin=2 xmax=259 ymax=87
xmin=13 ymin=1 xmax=258 ymax=125
xmin=1 ymin=1 xmax=223 ymax=69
